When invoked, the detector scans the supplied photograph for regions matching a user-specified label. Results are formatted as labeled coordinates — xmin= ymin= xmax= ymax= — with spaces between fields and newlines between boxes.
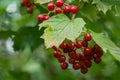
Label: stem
xmin=48 ymin=11 xmax=51 ymax=15
xmin=72 ymin=14 xmax=76 ymax=20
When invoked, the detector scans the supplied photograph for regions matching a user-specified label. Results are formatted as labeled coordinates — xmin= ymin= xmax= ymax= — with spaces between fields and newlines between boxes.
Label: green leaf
xmin=92 ymin=0 xmax=112 ymax=13
xmin=39 ymin=14 xmax=85 ymax=48
xmin=90 ymin=30 xmax=120 ymax=62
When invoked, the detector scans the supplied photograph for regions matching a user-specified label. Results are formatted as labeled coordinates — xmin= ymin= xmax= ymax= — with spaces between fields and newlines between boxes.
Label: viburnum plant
xmin=21 ymin=0 xmax=120 ymax=74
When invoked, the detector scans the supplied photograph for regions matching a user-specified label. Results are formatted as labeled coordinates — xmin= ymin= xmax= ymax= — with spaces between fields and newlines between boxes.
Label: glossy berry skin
xmin=70 ymin=6 xmax=78 ymax=13
xmin=47 ymin=2 xmax=55 ymax=11
xmin=76 ymin=40 xmax=82 ymax=48
xmin=82 ymin=40 xmax=88 ymax=47
xmin=63 ymin=6 xmax=71 ymax=13
xmin=84 ymin=33 xmax=92 ymax=41
xmin=55 ymin=8 xmax=62 ymax=14
xmin=73 ymin=62 xmax=81 ymax=70
xmin=60 ymin=62 xmax=68 ymax=69
xmin=37 ymin=14 xmax=45 ymax=21
xmin=53 ymin=50 xmax=61 ymax=58
xmin=94 ymin=57 xmax=101 ymax=64
xmin=59 ymin=41 xmax=67 ymax=49
xmin=68 ymin=41 xmax=75 ymax=52
xmin=58 ymin=55 xmax=66 ymax=63
xmin=81 ymin=67 xmax=88 ymax=74
xmin=56 ymin=0 xmax=64 ymax=7
xmin=84 ymin=47 xmax=91 ymax=56
xmin=27 ymin=7 xmax=33 ymax=13
xmin=85 ymin=60 xmax=92 ymax=68
xmin=93 ymin=44 xmax=101 ymax=52
xmin=44 ymin=16 xmax=50 ymax=20
xmin=68 ymin=58 xmax=75 ymax=64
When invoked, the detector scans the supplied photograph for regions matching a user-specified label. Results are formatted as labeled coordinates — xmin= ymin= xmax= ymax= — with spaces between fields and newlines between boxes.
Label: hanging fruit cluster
xmin=21 ymin=0 xmax=33 ymax=14
xmin=52 ymin=33 xmax=103 ymax=74
xmin=37 ymin=0 xmax=79 ymax=21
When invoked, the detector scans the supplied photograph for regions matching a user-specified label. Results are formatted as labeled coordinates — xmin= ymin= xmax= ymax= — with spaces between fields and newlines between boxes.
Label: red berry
xmin=27 ymin=7 xmax=33 ymax=13
xmin=84 ymin=47 xmax=91 ymax=56
xmin=85 ymin=60 xmax=92 ymax=68
xmin=56 ymin=0 xmax=64 ymax=7
xmin=53 ymin=50 xmax=61 ymax=58
xmin=37 ymin=14 xmax=45 ymax=21
xmin=81 ymin=67 xmax=88 ymax=74
xmin=75 ymin=53 xmax=82 ymax=60
xmin=52 ymin=46 xmax=57 ymax=50
xmin=63 ymin=6 xmax=71 ymax=13
xmin=21 ymin=1 xmax=26 ymax=6
xmin=68 ymin=58 xmax=75 ymax=64
xmin=55 ymin=7 xmax=62 ymax=14
xmin=47 ymin=2 xmax=55 ymax=11
xmin=82 ymin=40 xmax=88 ymax=47
xmin=68 ymin=41 xmax=75 ymax=52
xmin=75 ymin=40 xmax=82 ymax=48
xmin=58 ymin=55 xmax=66 ymax=63
xmin=73 ymin=62 xmax=81 ymax=70
xmin=93 ymin=44 xmax=101 ymax=52
xmin=44 ymin=16 xmax=50 ymax=20
xmin=70 ymin=6 xmax=79 ymax=13
xmin=84 ymin=33 xmax=92 ymax=41
xmin=26 ymin=2 xmax=33 ymax=7
xmin=59 ymin=41 xmax=67 ymax=49
xmin=60 ymin=62 xmax=68 ymax=69
xmin=94 ymin=57 xmax=101 ymax=64
xmin=96 ymin=51 xmax=103 ymax=57
xmin=68 ymin=51 xmax=76 ymax=59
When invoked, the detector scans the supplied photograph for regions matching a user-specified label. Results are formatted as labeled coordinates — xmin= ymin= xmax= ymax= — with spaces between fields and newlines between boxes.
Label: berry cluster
xmin=47 ymin=0 xmax=78 ymax=14
xmin=52 ymin=33 xmax=103 ymax=74
xmin=37 ymin=0 xmax=79 ymax=21
xmin=21 ymin=0 xmax=33 ymax=14
xmin=37 ymin=14 xmax=50 ymax=21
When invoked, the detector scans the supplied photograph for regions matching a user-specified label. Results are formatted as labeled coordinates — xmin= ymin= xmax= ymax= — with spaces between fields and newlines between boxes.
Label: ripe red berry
xmin=21 ymin=1 xmax=26 ymax=6
xmin=70 ymin=6 xmax=79 ymax=14
xmin=85 ymin=60 xmax=92 ymax=68
xmin=75 ymin=53 xmax=82 ymax=60
xmin=52 ymin=46 xmax=57 ymax=50
xmin=94 ymin=57 xmax=101 ymax=64
xmin=68 ymin=41 xmax=75 ymax=52
xmin=96 ymin=51 xmax=103 ymax=57
xmin=84 ymin=33 xmax=92 ymax=41
xmin=27 ymin=7 xmax=33 ymax=13
xmin=73 ymin=62 xmax=81 ymax=70
xmin=44 ymin=16 xmax=50 ymax=20
xmin=81 ymin=67 xmax=88 ymax=74
xmin=68 ymin=58 xmax=75 ymax=64
xmin=26 ymin=2 xmax=33 ymax=7
xmin=55 ymin=7 xmax=62 ymax=14
xmin=58 ymin=55 xmax=66 ymax=63
xmin=56 ymin=0 xmax=64 ymax=7
xmin=47 ymin=2 xmax=55 ymax=11
xmin=60 ymin=62 xmax=68 ymax=69
xmin=75 ymin=40 xmax=82 ymax=48
xmin=84 ymin=47 xmax=91 ymax=56
xmin=63 ymin=6 xmax=71 ymax=13
xmin=82 ymin=40 xmax=88 ymax=47
xmin=93 ymin=44 xmax=101 ymax=52
xmin=68 ymin=51 xmax=76 ymax=59
xmin=53 ymin=50 xmax=61 ymax=58
xmin=59 ymin=41 xmax=67 ymax=49
xmin=37 ymin=14 xmax=45 ymax=21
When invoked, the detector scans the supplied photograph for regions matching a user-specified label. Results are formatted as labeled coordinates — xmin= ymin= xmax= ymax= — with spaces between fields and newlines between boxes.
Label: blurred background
xmin=0 ymin=0 xmax=120 ymax=80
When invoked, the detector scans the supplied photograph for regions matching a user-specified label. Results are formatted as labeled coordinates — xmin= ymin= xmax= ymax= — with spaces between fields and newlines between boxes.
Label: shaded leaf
xmin=39 ymin=14 xmax=85 ymax=48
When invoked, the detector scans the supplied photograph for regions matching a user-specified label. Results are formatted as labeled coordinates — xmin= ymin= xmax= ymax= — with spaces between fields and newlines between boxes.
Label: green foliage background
xmin=0 ymin=0 xmax=120 ymax=80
